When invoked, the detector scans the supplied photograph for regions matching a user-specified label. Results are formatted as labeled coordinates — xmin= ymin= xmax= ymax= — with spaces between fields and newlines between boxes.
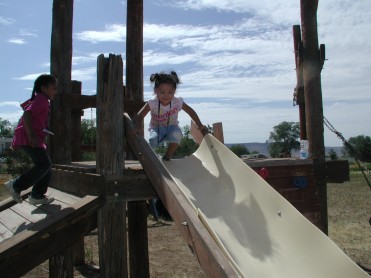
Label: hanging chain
xmin=323 ymin=116 xmax=371 ymax=188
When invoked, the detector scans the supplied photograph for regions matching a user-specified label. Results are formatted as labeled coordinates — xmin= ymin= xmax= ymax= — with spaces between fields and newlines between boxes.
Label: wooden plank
xmin=47 ymin=187 xmax=82 ymax=205
xmin=61 ymin=93 xmax=145 ymax=113
xmin=0 ymin=189 xmax=31 ymax=212
xmin=10 ymin=202 xmax=50 ymax=223
xmin=50 ymin=168 xmax=102 ymax=196
xmin=245 ymin=158 xmax=313 ymax=168
xmin=27 ymin=199 xmax=72 ymax=215
xmin=62 ymin=93 xmax=96 ymax=109
xmin=104 ymin=175 xmax=156 ymax=202
xmin=0 ymin=195 xmax=101 ymax=277
xmin=53 ymin=163 xmax=96 ymax=173
xmin=265 ymin=176 xmax=315 ymax=190
xmin=124 ymin=113 xmax=239 ymax=277
xmin=250 ymin=164 xmax=314 ymax=178
xmin=325 ymin=160 xmax=350 ymax=183
xmin=0 ymin=209 xmax=31 ymax=234
xmin=0 ymin=223 xmax=13 ymax=242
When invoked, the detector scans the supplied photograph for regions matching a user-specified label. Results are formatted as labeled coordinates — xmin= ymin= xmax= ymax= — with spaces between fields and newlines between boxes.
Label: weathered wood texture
xmin=61 ymin=93 xmax=144 ymax=114
xmin=213 ymin=122 xmax=224 ymax=144
xmin=50 ymin=0 xmax=73 ymax=164
xmin=300 ymin=0 xmax=328 ymax=234
xmin=246 ymin=159 xmax=322 ymax=228
xmin=125 ymin=2 xmax=150 ymax=277
xmin=71 ymin=80 xmax=83 ymax=162
xmin=96 ymin=54 xmax=128 ymax=278
xmin=0 ymin=195 xmax=101 ymax=277
xmin=325 ymin=160 xmax=350 ymax=183
xmin=50 ymin=168 xmax=103 ymax=197
xmin=124 ymin=113 xmax=240 ymax=277
xmin=125 ymin=0 xmax=143 ymax=106
xmin=246 ymin=158 xmax=348 ymax=230
xmin=293 ymin=24 xmax=306 ymax=140
xmin=96 ymin=54 xmax=125 ymax=176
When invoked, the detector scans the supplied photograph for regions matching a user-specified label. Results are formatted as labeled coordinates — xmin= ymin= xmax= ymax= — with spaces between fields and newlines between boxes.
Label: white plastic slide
xmin=164 ymin=134 xmax=368 ymax=278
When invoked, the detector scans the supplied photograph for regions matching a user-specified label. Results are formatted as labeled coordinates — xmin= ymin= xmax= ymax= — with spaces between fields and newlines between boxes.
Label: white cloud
xmin=13 ymin=73 xmax=45 ymax=81
xmin=0 ymin=101 xmax=21 ymax=107
xmin=0 ymin=16 xmax=15 ymax=26
xmin=71 ymin=67 xmax=97 ymax=81
xmin=7 ymin=38 xmax=26 ymax=44
xmin=75 ymin=24 xmax=125 ymax=43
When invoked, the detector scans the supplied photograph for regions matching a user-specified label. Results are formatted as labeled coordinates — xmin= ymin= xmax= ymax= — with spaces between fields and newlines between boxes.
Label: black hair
xmin=150 ymin=71 xmax=181 ymax=89
xmin=31 ymin=74 xmax=57 ymax=100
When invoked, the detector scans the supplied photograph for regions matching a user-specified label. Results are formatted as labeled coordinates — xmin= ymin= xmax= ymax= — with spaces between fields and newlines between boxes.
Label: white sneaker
xmin=4 ymin=180 xmax=22 ymax=204
xmin=29 ymin=196 xmax=54 ymax=205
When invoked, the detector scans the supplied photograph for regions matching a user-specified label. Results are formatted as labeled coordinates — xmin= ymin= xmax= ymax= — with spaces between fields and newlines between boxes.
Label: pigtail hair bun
xmin=150 ymin=71 xmax=181 ymax=89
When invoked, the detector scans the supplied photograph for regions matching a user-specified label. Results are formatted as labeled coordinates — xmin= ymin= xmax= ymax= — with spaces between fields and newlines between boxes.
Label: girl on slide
xmin=134 ymin=71 xmax=208 ymax=160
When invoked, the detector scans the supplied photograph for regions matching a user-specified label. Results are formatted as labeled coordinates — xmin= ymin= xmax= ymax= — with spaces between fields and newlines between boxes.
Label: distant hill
xmin=225 ymin=142 xmax=345 ymax=157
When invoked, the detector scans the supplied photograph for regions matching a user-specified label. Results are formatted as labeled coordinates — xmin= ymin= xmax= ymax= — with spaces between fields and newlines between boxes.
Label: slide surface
xmin=164 ymin=134 xmax=368 ymax=278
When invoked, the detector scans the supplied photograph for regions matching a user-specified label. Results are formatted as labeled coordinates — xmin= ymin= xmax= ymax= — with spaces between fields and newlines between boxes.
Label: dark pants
xmin=13 ymin=146 xmax=52 ymax=199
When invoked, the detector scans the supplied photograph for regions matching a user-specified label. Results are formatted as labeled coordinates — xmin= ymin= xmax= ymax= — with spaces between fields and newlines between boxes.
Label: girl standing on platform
xmin=134 ymin=71 xmax=208 ymax=160
xmin=5 ymin=74 xmax=58 ymax=205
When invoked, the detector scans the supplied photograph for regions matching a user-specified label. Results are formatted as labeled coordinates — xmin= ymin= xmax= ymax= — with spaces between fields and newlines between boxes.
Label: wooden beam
xmin=50 ymin=0 xmax=73 ymax=164
xmin=62 ymin=93 xmax=96 ymax=110
xmin=300 ymin=0 xmax=328 ymax=234
xmin=61 ymin=93 xmax=145 ymax=114
xmin=104 ymin=175 xmax=156 ymax=202
xmin=50 ymin=168 xmax=103 ymax=197
xmin=0 ymin=196 xmax=101 ymax=277
xmin=293 ymin=24 xmax=306 ymax=140
xmin=96 ymin=54 xmax=128 ymax=277
xmin=124 ymin=113 xmax=239 ymax=277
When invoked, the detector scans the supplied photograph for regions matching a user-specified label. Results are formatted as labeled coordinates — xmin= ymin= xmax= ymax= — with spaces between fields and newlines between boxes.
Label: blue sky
xmin=1 ymin=0 xmax=370 ymax=146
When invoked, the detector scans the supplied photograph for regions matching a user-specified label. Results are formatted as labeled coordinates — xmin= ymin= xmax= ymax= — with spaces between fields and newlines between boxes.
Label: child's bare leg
xmin=164 ymin=143 xmax=179 ymax=159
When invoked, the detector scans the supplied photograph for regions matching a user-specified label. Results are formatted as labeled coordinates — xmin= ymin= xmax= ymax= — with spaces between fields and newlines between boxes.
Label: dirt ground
xmin=0 ymin=174 xmax=370 ymax=277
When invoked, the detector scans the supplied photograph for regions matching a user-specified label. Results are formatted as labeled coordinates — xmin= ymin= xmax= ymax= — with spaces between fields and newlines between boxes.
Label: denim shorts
xmin=149 ymin=126 xmax=183 ymax=148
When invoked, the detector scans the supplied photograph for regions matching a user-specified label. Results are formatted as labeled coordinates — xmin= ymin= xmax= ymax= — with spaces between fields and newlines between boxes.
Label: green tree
xmin=344 ymin=135 xmax=371 ymax=162
xmin=229 ymin=144 xmax=249 ymax=157
xmin=328 ymin=149 xmax=338 ymax=160
xmin=174 ymin=125 xmax=198 ymax=158
xmin=81 ymin=119 xmax=96 ymax=145
xmin=268 ymin=121 xmax=300 ymax=158
xmin=4 ymin=148 xmax=33 ymax=176
xmin=0 ymin=118 xmax=15 ymax=137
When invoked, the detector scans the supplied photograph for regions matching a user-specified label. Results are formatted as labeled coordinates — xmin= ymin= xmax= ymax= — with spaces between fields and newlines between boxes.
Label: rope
xmin=323 ymin=116 xmax=371 ymax=188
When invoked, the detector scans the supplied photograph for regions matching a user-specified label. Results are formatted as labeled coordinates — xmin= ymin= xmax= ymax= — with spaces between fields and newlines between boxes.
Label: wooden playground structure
xmin=0 ymin=0 xmax=351 ymax=277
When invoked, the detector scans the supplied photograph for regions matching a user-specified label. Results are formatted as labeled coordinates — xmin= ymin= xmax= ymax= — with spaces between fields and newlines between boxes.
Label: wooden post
xmin=213 ymin=122 xmax=224 ymax=144
xmin=300 ymin=0 xmax=328 ymax=234
xmin=50 ymin=0 xmax=73 ymax=164
xmin=71 ymin=80 xmax=83 ymax=162
xmin=96 ymin=54 xmax=127 ymax=277
xmin=293 ymin=25 xmax=307 ymax=140
xmin=126 ymin=0 xmax=143 ymax=102
xmin=126 ymin=1 xmax=150 ymax=277
xmin=49 ymin=0 xmax=75 ymax=276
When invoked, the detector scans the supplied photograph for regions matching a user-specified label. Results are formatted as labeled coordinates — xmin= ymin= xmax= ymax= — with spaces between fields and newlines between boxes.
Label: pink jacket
xmin=12 ymin=93 xmax=50 ymax=149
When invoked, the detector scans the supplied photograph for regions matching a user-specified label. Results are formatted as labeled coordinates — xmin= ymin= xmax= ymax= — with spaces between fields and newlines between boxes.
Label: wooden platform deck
xmin=0 ymin=187 xmax=101 ymax=276
xmin=0 ymin=187 xmax=85 ymax=243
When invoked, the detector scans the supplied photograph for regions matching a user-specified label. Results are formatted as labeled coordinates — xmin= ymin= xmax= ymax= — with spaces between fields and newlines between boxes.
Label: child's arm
xmin=182 ymin=103 xmax=208 ymax=135
xmin=133 ymin=103 xmax=150 ymax=133
xmin=23 ymin=111 xmax=38 ymax=148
